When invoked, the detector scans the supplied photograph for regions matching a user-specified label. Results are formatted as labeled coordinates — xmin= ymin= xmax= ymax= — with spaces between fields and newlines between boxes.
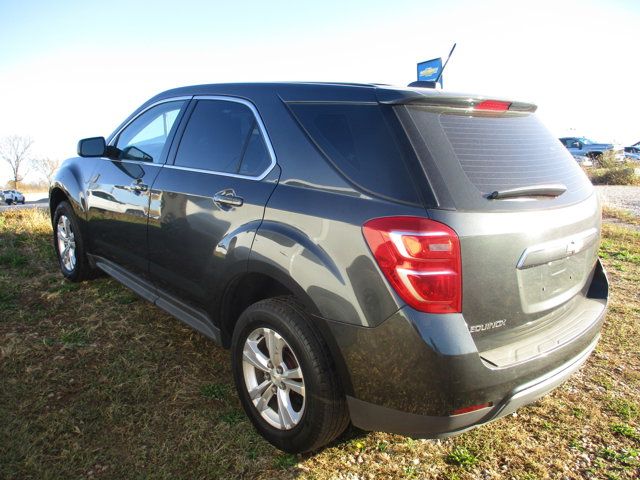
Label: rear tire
xmin=231 ymin=297 xmax=349 ymax=453
xmin=53 ymin=201 xmax=97 ymax=282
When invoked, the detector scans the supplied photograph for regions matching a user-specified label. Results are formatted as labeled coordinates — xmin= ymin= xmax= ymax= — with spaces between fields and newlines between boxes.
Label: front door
xmin=147 ymin=97 xmax=278 ymax=311
xmin=86 ymin=99 xmax=188 ymax=278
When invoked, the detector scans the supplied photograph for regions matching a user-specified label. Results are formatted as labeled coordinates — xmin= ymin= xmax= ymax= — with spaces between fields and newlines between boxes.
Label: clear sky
xmin=1 ymin=0 xmax=638 ymax=184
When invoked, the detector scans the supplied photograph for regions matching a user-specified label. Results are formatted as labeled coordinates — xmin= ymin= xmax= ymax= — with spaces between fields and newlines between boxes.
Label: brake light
xmin=363 ymin=216 xmax=462 ymax=314
xmin=474 ymin=100 xmax=511 ymax=111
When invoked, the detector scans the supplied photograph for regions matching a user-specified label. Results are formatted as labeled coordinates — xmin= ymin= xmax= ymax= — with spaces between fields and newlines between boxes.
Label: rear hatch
xmin=388 ymin=91 xmax=603 ymax=366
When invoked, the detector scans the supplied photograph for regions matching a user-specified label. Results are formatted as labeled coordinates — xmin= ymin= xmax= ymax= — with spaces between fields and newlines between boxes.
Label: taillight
xmin=362 ymin=216 xmax=462 ymax=314
xmin=474 ymin=100 xmax=511 ymax=111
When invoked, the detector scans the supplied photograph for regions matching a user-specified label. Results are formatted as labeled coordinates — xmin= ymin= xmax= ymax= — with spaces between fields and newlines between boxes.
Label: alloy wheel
xmin=242 ymin=327 xmax=306 ymax=430
xmin=57 ymin=215 xmax=77 ymax=272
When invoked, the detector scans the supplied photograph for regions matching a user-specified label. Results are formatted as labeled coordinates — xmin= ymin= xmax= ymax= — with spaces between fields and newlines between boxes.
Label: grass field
xmin=1 ymin=208 xmax=638 ymax=479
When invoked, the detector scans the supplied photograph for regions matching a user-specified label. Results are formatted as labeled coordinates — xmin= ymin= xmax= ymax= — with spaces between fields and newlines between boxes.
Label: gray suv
xmin=50 ymin=83 xmax=608 ymax=453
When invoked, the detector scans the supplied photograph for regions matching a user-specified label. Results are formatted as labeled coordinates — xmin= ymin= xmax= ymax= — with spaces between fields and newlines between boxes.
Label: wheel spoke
xmin=281 ymin=366 xmax=302 ymax=380
xmin=248 ymin=379 xmax=272 ymax=400
xmin=255 ymin=385 xmax=274 ymax=412
xmin=282 ymin=378 xmax=305 ymax=396
xmin=264 ymin=329 xmax=284 ymax=366
xmin=243 ymin=340 xmax=270 ymax=372
xmin=277 ymin=389 xmax=295 ymax=429
xmin=63 ymin=216 xmax=71 ymax=236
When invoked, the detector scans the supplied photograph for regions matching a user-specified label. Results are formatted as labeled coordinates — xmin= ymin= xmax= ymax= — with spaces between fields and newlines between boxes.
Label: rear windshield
xmin=288 ymin=103 xmax=421 ymax=204
xmin=395 ymin=106 xmax=593 ymax=211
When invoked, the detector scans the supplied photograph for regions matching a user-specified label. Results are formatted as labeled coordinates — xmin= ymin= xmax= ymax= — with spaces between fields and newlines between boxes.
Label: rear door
xmin=147 ymin=96 xmax=278 ymax=311
xmin=86 ymin=99 xmax=188 ymax=278
xmin=394 ymin=101 xmax=602 ymax=361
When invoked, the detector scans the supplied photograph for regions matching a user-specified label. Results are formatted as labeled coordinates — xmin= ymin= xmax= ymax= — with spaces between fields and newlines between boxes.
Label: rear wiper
xmin=487 ymin=184 xmax=567 ymax=200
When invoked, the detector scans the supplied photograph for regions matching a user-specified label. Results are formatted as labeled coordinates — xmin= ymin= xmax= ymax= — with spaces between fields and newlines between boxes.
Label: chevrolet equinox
xmin=50 ymin=82 xmax=609 ymax=453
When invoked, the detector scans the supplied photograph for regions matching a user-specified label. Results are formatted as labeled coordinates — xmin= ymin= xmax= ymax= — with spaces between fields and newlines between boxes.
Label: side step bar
xmin=90 ymin=255 xmax=222 ymax=345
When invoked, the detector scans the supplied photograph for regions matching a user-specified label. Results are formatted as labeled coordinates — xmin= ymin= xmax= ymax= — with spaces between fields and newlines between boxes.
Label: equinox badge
xmin=469 ymin=319 xmax=507 ymax=333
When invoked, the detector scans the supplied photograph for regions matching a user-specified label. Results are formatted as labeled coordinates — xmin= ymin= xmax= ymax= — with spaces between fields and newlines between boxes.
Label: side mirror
xmin=571 ymin=141 xmax=582 ymax=149
xmin=121 ymin=146 xmax=153 ymax=162
xmin=78 ymin=137 xmax=106 ymax=157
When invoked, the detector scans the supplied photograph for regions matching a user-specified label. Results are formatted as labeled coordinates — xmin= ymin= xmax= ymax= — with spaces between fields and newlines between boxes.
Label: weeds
xmin=200 ymin=383 xmax=231 ymax=400
xmin=273 ymin=453 xmax=298 ymax=469
xmin=446 ymin=446 xmax=478 ymax=468
xmin=609 ymin=398 xmax=639 ymax=421
xmin=611 ymin=423 xmax=639 ymax=440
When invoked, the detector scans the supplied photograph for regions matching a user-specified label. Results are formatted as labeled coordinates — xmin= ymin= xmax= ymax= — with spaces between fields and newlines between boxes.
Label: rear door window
xmin=173 ymin=99 xmax=272 ymax=176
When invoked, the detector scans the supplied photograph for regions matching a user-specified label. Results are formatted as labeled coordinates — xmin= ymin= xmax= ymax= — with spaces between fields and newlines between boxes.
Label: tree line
xmin=0 ymin=135 xmax=61 ymax=189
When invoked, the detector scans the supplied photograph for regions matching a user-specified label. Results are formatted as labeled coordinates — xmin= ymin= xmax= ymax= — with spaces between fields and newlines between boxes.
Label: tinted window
xmin=174 ymin=100 xmax=271 ymax=175
xmin=397 ymin=106 xmax=593 ymax=210
xmin=438 ymin=114 xmax=589 ymax=193
xmin=239 ymin=125 xmax=271 ymax=176
xmin=116 ymin=101 xmax=185 ymax=163
xmin=288 ymin=103 xmax=420 ymax=204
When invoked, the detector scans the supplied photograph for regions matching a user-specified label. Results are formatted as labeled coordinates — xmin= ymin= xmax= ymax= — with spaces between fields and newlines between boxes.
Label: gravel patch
xmin=595 ymin=185 xmax=640 ymax=216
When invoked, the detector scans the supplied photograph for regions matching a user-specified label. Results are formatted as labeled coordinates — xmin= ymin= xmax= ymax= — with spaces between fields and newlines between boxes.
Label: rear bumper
xmin=347 ymin=335 xmax=598 ymax=437
xmin=328 ymin=259 xmax=608 ymax=437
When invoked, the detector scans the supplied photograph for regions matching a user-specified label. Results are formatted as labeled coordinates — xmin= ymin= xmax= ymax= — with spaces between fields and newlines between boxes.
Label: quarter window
xmin=174 ymin=100 xmax=271 ymax=176
xmin=116 ymin=101 xmax=186 ymax=163
xmin=288 ymin=103 xmax=420 ymax=203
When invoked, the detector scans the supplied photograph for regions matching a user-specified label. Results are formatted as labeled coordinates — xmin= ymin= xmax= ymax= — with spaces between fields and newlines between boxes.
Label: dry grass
xmin=604 ymin=206 xmax=640 ymax=228
xmin=587 ymin=166 xmax=639 ymax=186
xmin=1 ymin=209 xmax=639 ymax=479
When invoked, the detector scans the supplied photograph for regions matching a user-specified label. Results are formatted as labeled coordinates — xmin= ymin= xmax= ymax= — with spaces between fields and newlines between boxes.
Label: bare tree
xmin=0 ymin=135 xmax=34 ymax=189
xmin=32 ymin=157 xmax=61 ymax=186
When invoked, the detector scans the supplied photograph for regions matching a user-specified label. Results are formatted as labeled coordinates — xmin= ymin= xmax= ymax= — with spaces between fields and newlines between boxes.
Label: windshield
xmin=578 ymin=137 xmax=595 ymax=145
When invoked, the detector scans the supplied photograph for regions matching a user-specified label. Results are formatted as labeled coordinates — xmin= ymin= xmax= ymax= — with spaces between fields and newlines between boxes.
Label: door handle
xmin=213 ymin=189 xmax=244 ymax=208
xmin=123 ymin=182 xmax=148 ymax=193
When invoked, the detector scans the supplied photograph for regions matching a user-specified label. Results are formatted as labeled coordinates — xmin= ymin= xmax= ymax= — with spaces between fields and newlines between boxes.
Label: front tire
xmin=53 ymin=201 xmax=96 ymax=282
xmin=231 ymin=297 xmax=349 ymax=453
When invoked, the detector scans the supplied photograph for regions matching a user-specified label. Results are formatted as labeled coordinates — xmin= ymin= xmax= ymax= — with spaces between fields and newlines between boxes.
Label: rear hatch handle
xmin=487 ymin=184 xmax=567 ymax=200
xmin=517 ymin=227 xmax=599 ymax=269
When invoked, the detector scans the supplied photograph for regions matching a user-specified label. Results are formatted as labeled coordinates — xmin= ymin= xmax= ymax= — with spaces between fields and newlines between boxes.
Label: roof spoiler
xmin=378 ymin=91 xmax=537 ymax=114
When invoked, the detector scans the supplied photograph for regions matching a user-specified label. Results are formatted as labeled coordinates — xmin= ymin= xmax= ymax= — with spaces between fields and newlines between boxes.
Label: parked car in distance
xmin=50 ymin=82 xmax=608 ymax=453
xmin=572 ymin=155 xmax=593 ymax=167
xmin=559 ymin=137 xmax=617 ymax=161
xmin=2 ymin=189 xmax=25 ymax=205
xmin=624 ymin=141 xmax=640 ymax=161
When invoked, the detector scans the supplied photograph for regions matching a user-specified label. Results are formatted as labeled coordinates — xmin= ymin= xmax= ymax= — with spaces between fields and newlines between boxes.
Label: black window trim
xmin=165 ymin=95 xmax=278 ymax=181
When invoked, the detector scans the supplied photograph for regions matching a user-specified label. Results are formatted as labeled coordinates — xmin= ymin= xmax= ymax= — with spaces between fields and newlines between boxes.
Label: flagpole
xmin=435 ymin=43 xmax=457 ymax=88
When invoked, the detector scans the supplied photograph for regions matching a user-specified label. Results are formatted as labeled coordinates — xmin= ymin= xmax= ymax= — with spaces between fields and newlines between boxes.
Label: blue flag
xmin=417 ymin=57 xmax=443 ymax=87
